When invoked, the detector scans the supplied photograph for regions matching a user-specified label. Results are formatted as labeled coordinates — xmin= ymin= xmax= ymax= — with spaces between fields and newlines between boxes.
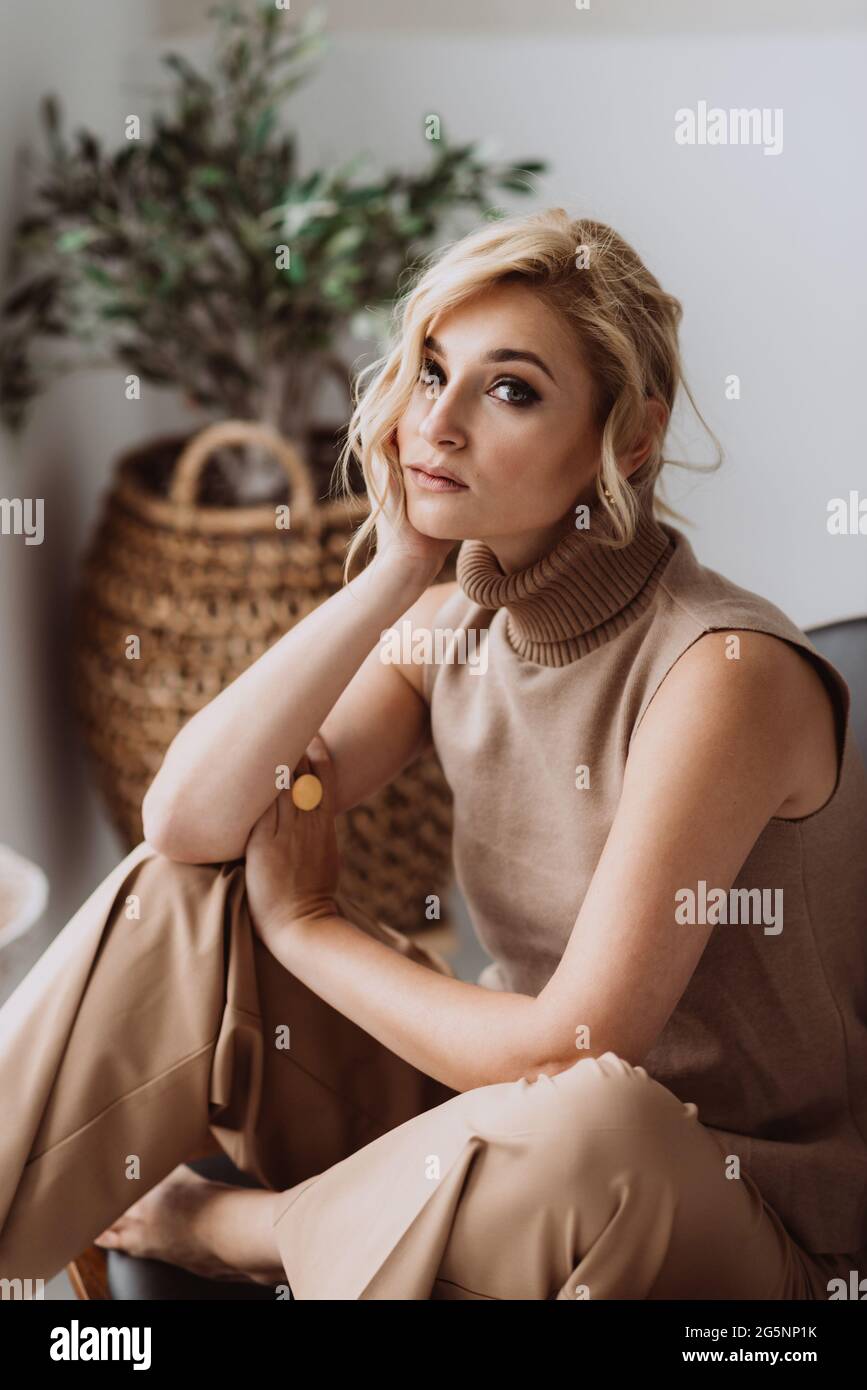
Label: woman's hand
xmin=369 ymin=445 xmax=455 ymax=577
xmin=243 ymin=733 xmax=341 ymax=940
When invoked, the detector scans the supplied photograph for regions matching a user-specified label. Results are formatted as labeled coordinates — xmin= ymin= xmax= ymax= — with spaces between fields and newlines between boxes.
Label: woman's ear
xmin=623 ymin=397 xmax=669 ymax=478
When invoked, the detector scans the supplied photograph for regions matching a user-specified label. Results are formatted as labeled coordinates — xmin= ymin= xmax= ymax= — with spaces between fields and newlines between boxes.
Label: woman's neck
xmin=476 ymin=508 xmax=579 ymax=576
xmin=455 ymin=496 xmax=675 ymax=666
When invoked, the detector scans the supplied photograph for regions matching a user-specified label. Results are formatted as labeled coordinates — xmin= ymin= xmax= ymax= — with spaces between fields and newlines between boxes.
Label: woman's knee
xmin=123 ymin=847 xmax=229 ymax=924
xmin=460 ymin=1050 xmax=688 ymax=1182
xmin=90 ymin=847 xmax=239 ymax=982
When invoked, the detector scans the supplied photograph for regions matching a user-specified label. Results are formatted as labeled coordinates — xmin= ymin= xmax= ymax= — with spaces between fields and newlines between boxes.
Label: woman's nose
xmin=418 ymin=393 xmax=467 ymax=449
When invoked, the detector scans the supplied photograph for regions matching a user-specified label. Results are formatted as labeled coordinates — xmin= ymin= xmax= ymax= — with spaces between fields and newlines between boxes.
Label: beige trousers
xmin=0 ymin=841 xmax=857 ymax=1299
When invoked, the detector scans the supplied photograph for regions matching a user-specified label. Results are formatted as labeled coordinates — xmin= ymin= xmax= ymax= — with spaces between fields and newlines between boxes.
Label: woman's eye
xmin=418 ymin=358 xmax=445 ymax=392
xmin=489 ymin=377 xmax=540 ymax=408
xmin=417 ymin=360 xmax=539 ymax=409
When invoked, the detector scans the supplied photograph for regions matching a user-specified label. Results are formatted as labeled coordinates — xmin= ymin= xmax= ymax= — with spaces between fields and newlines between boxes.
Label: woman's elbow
xmin=141 ymin=786 xmax=207 ymax=863
xmin=141 ymin=785 xmax=183 ymax=859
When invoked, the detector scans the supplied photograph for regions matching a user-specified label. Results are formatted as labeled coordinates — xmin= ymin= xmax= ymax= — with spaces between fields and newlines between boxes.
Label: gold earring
xmin=601 ymin=483 xmax=615 ymax=505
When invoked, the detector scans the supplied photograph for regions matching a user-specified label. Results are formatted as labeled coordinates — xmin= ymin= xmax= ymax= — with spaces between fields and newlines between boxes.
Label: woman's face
xmin=394 ymin=280 xmax=605 ymax=571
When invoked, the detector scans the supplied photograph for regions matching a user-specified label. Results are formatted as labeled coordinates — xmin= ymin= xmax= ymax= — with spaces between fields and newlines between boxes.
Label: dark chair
xmin=804 ymin=616 xmax=867 ymax=764
xmin=68 ymin=616 xmax=867 ymax=1300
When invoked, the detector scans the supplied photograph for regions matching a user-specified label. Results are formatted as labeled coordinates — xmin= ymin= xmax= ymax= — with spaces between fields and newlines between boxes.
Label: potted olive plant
xmin=0 ymin=0 xmax=547 ymax=934
xmin=0 ymin=0 xmax=545 ymax=497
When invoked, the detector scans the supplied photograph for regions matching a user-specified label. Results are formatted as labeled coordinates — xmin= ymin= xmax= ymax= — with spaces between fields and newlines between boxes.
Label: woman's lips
xmin=407 ymin=466 xmax=468 ymax=493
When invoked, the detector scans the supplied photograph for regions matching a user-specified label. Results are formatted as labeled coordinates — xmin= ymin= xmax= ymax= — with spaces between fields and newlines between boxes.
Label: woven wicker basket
xmin=71 ymin=419 xmax=455 ymax=935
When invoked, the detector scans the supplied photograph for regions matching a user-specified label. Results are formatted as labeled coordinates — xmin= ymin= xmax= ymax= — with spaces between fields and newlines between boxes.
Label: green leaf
xmin=154 ymin=271 xmax=177 ymax=297
xmin=56 ymin=228 xmax=96 ymax=254
xmin=340 ymin=185 xmax=385 ymax=207
xmin=296 ymin=170 xmax=325 ymax=198
xmin=193 ymin=166 xmax=228 ymax=186
xmin=187 ymin=194 xmax=218 ymax=223
xmin=235 ymin=214 xmax=267 ymax=253
xmin=398 ymin=215 xmax=428 ymax=237
xmin=76 ymin=130 xmax=101 ymax=163
xmin=40 ymin=94 xmax=61 ymax=136
xmin=249 ymin=106 xmax=276 ymax=152
xmin=321 ymin=268 xmax=360 ymax=300
xmin=83 ymin=265 xmax=114 ymax=288
xmin=139 ymin=198 xmax=167 ymax=224
xmin=324 ymin=225 xmax=365 ymax=257
xmin=225 ymin=36 xmax=251 ymax=80
xmin=162 ymin=52 xmax=211 ymax=91
xmin=497 ymin=174 xmax=535 ymax=193
xmin=285 ymin=249 xmax=306 ymax=283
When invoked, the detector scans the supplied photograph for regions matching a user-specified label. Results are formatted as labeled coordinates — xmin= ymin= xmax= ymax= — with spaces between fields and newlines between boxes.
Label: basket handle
xmin=169 ymin=419 xmax=317 ymax=519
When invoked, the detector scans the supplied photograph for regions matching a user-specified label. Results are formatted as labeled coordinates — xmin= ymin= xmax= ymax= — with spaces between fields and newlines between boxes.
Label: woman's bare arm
xmin=255 ymin=630 xmax=837 ymax=1093
xmin=142 ymin=552 xmax=452 ymax=864
xmin=533 ymin=630 xmax=840 ymax=1071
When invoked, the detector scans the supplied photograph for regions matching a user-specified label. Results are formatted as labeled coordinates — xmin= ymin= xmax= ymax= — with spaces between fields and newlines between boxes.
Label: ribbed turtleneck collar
xmin=455 ymin=499 xmax=675 ymax=666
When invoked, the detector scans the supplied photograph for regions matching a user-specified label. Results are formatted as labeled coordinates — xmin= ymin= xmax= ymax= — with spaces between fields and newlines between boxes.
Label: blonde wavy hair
xmin=334 ymin=207 xmax=721 ymax=583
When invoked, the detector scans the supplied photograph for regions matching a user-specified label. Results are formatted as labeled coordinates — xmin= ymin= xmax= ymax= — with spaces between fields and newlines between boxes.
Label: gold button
xmin=291 ymin=773 xmax=323 ymax=811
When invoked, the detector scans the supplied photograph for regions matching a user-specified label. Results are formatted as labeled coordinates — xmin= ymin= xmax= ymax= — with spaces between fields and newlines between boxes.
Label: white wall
xmin=1 ymin=0 xmax=865 ymax=967
xmin=284 ymin=15 xmax=867 ymax=625
xmin=0 ymin=1 xmax=216 ymax=979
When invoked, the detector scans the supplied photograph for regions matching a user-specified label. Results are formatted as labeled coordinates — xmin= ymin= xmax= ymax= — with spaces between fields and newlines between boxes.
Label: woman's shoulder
xmin=415 ymin=577 xmax=463 ymax=622
xmin=643 ymin=524 xmax=852 ymax=720
xmin=632 ymin=526 xmax=855 ymax=820
xmin=410 ymin=578 xmax=471 ymax=659
xmin=393 ymin=578 xmax=474 ymax=705
xmin=412 ymin=578 xmax=490 ymax=703
xmin=644 ymin=628 xmax=841 ymax=814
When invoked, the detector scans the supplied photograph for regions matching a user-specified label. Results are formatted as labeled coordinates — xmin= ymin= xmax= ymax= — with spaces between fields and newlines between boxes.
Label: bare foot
xmin=93 ymin=1165 xmax=285 ymax=1287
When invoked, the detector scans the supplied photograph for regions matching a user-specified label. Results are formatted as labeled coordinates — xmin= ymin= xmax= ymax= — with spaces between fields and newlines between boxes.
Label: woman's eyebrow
xmin=423 ymin=335 xmax=557 ymax=385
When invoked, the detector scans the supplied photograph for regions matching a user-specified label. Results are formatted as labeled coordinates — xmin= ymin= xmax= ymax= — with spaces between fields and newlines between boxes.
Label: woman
xmin=1 ymin=210 xmax=865 ymax=1300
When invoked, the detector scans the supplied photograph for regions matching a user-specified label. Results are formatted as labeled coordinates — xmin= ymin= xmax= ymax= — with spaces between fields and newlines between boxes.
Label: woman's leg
xmin=267 ymin=1051 xmax=840 ymax=1300
xmin=93 ymin=1164 xmax=288 ymax=1285
xmin=0 ymin=841 xmax=455 ymax=1282
xmin=5 ymin=843 xmax=841 ymax=1300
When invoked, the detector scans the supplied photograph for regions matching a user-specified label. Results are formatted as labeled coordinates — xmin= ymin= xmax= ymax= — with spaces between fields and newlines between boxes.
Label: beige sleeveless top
xmin=423 ymin=505 xmax=867 ymax=1255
